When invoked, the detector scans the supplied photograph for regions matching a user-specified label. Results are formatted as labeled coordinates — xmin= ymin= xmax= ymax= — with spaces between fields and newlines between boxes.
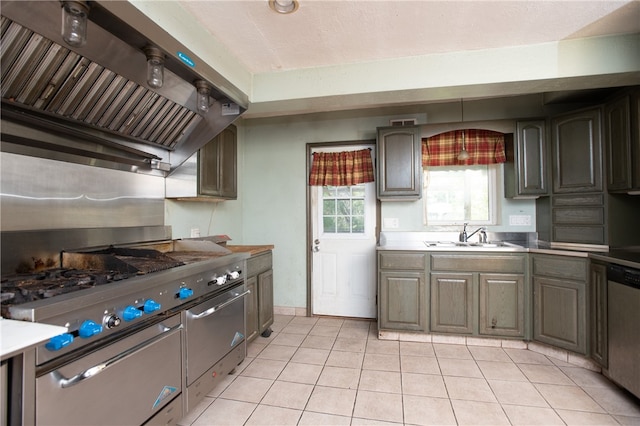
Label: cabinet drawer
xmin=552 ymin=207 xmax=604 ymax=225
xmin=379 ymin=252 xmax=427 ymax=270
xmin=531 ymin=255 xmax=587 ymax=281
xmin=246 ymin=251 xmax=273 ymax=276
xmin=431 ymin=254 xmax=525 ymax=273
xmin=552 ymin=226 xmax=605 ymax=245
xmin=553 ymin=194 xmax=604 ymax=206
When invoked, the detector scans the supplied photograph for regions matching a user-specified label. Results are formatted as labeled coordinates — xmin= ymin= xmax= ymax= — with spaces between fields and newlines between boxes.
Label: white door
xmin=311 ymin=145 xmax=377 ymax=318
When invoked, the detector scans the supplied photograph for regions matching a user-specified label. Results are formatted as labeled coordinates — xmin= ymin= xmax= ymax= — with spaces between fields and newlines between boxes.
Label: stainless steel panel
xmin=0 ymin=152 xmax=165 ymax=232
xmin=36 ymin=315 xmax=182 ymax=426
xmin=607 ymin=280 xmax=640 ymax=398
xmin=185 ymin=283 xmax=247 ymax=385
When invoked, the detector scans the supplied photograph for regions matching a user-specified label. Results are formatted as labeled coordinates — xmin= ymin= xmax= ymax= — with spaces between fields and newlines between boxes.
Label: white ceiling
xmin=178 ymin=0 xmax=639 ymax=74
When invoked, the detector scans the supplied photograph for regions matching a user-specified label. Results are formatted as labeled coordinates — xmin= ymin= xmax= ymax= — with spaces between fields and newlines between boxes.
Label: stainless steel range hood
xmin=0 ymin=0 xmax=248 ymax=176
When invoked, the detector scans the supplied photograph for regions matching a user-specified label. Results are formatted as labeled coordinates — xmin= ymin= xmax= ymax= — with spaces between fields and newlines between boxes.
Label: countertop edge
xmin=226 ymin=245 xmax=274 ymax=256
xmin=377 ymin=244 xmax=638 ymax=268
xmin=1 ymin=319 xmax=68 ymax=360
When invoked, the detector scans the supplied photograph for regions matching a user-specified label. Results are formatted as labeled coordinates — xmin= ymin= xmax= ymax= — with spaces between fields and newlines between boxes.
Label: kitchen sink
xmin=424 ymin=241 xmax=523 ymax=250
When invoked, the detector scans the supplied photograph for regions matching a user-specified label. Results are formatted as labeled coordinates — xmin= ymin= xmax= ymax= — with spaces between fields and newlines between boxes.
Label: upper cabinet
xmin=605 ymin=90 xmax=640 ymax=193
xmin=504 ymin=120 xmax=548 ymax=198
xmin=377 ymin=126 xmax=422 ymax=200
xmin=551 ymin=108 xmax=603 ymax=194
xmin=199 ymin=124 xmax=237 ymax=199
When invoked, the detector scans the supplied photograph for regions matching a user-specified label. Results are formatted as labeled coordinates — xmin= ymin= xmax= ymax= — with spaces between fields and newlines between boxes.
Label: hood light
xmin=61 ymin=0 xmax=89 ymax=47
xmin=144 ymin=46 xmax=165 ymax=89
xmin=195 ymin=80 xmax=211 ymax=114
xmin=269 ymin=0 xmax=299 ymax=14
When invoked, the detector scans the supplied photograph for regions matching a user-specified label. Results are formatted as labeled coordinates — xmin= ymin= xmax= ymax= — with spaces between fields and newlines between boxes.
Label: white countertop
xmin=1 ymin=318 xmax=67 ymax=360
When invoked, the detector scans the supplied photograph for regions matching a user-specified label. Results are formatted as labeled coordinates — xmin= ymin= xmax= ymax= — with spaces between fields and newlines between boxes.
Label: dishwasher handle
xmin=53 ymin=323 xmax=182 ymax=389
xmin=188 ymin=290 xmax=251 ymax=320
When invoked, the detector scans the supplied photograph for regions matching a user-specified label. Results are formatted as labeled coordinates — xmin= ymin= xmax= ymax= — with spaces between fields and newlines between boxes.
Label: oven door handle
xmin=188 ymin=289 xmax=251 ymax=320
xmin=53 ymin=323 xmax=182 ymax=389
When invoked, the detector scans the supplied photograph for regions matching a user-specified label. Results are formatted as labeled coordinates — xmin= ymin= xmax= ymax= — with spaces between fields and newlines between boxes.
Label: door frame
xmin=305 ymin=140 xmax=380 ymax=317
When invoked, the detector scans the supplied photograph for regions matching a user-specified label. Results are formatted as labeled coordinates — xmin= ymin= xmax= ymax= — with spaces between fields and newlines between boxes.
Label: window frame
xmin=422 ymin=164 xmax=499 ymax=226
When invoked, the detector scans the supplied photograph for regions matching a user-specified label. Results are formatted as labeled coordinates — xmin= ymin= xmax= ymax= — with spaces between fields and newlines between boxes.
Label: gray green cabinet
xmin=504 ymin=120 xmax=548 ymax=198
xmin=378 ymin=252 xmax=427 ymax=331
xmin=429 ymin=253 xmax=526 ymax=338
xmin=479 ymin=273 xmax=525 ymax=337
xmin=551 ymin=107 xmax=603 ymax=194
xmin=589 ymin=262 xmax=607 ymax=367
xmin=430 ymin=273 xmax=473 ymax=334
xmin=376 ymin=126 xmax=422 ymax=200
xmin=532 ymin=254 xmax=588 ymax=354
xmin=605 ymin=89 xmax=640 ymax=193
xmin=551 ymin=193 xmax=606 ymax=245
xmin=245 ymin=251 xmax=274 ymax=342
xmin=605 ymin=94 xmax=632 ymax=191
xmin=199 ymin=124 xmax=237 ymax=199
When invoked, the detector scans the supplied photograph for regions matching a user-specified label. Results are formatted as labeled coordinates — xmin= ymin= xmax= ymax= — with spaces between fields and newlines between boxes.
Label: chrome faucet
xmin=460 ymin=223 xmax=487 ymax=243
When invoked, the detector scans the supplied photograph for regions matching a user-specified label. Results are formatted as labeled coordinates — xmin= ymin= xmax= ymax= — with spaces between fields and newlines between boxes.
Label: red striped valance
xmin=422 ymin=129 xmax=506 ymax=166
xmin=309 ymin=149 xmax=374 ymax=186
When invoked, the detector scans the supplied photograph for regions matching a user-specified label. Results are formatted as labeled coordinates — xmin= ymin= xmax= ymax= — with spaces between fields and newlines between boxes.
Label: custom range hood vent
xmin=0 ymin=1 xmax=248 ymax=175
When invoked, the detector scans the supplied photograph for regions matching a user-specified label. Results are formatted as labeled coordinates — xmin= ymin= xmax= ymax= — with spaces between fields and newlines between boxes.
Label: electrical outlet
xmin=190 ymin=228 xmax=201 ymax=238
xmin=383 ymin=218 xmax=400 ymax=229
xmin=509 ymin=215 xmax=531 ymax=226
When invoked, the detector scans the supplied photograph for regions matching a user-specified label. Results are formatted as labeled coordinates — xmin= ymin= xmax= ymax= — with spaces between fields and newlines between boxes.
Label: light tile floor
xmin=179 ymin=315 xmax=640 ymax=426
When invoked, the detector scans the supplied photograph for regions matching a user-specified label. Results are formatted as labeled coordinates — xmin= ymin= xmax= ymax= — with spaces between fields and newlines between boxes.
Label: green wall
xmin=167 ymin=99 xmax=550 ymax=310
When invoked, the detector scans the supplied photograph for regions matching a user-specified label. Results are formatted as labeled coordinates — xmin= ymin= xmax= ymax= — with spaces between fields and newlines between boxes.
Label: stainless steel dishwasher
xmin=607 ymin=263 xmax=640 ymax=399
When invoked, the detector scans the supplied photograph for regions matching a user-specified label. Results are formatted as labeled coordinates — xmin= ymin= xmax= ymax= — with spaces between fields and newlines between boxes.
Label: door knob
xmin=313 ymin=239 xmax=320 ymax=252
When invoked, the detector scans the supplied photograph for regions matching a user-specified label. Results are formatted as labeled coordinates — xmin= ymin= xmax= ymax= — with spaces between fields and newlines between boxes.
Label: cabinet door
xmin=479 ymin=273 xmax=524 ymax=337
xmin=430 ymin=273 xmax=473 ymax=334
xmin=551 ymin=108 xmax=603 ymax=193
xmin=605 ymin=95 xmax=632 ymax=191
xmin=533 ymin=276 xmax=587 ymax=354
xmin=632 ymin=90 xmax=640 ymax=190
xmin=245 ymin=276 xmax=259 ymax=342
xmin=377 ymin=126 xmax=422 ymax=199
xmin=258 ymin=269 xmax=274 ymax=334
xmin=198 ymin=125 xmax=237 ymax=198
xmin=506 ymin=120 xmax=547 ymax=198
xmin=589 ymin=263 xmax=608 ymax=367
xmin=379 ymin=271 xmax=426 ymax=331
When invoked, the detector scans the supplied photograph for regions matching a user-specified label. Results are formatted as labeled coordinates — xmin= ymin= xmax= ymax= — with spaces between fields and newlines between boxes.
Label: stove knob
xmin=178 ymin=287 xmax=194 ymax=300
xmin=104 ymin=314 xmax=121 ymax=329
xmin=215 ymin=275 xmax=227 ymax=285
xmin=122 ymin=305 xmax=143 ymax=322
xmin=45 ymin=333 xmax=74 ymax=351
xmin=143 ymin=299 xmax=161 ymax=314
xmin=228 ymin=271 xmax=240 ymax=280
xmin=78 ymin=320 xmax=103 ymax=338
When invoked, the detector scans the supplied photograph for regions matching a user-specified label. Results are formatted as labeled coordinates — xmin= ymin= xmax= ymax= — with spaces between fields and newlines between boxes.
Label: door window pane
xmin=321 ymin=185 xmax=366 ymax=234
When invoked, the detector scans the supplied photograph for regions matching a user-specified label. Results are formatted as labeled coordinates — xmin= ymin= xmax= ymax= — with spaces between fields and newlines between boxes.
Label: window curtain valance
xmin=309 ymin=149 xmax=374 ymax=186
xmin=422 ymin=129 xmax=506 ymax=166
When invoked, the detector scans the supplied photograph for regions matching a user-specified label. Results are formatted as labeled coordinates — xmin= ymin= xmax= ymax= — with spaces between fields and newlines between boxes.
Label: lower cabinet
xmin=589 ymin=262 xmax=608 ymax=367
xmin=245 ymin=251 xmax=274 ymax=342
xmin=378 ymin=251 xmax=428 ymax=332
xmin=379 ymin=271 xmax=427 ymax=331
xmin=430 ymin=254 xmax=526 ymax=338
xmin=479 ymin=273 xmax=525 ymax=337
xmin=532 ymin=254 xmax=588 ymax=354
xmin=430 ymin=273 xmax=473 ymax=334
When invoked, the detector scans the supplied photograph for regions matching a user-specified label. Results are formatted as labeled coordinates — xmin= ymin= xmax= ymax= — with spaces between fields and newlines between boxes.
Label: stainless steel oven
xmin=35 ymin=314 xmax=182 ymax=425
xmin=184 ymin=281 xmax=249 ymax=412
xmin=2 ymin=239 xmax=249 ymax=425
